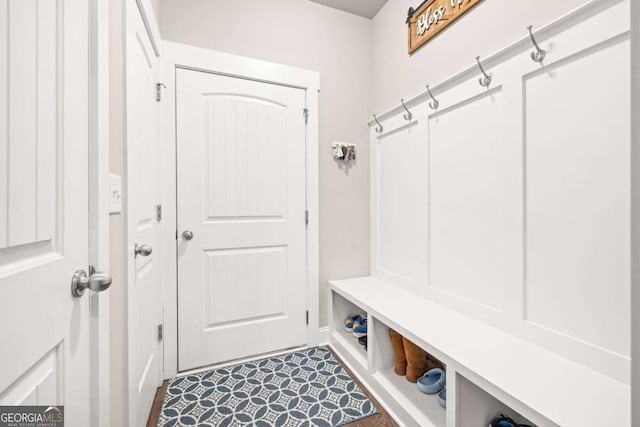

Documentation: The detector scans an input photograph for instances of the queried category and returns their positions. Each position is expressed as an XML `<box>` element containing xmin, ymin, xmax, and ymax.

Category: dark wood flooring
<box><xmin>146</xmin><ymin>380</ymin><xmax>169</xmax><ymax>427</ymax></box>
<box><xmin>146</xmin><ymin>349</ymin><xmax>398</xmax><ymax>427</ymax></box>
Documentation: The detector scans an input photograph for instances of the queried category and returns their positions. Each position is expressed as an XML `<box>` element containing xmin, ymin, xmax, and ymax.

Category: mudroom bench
<box><xmin>328</xmin><ymin>277</ymin><xmax>630</xmax><ymax>427</ymax></box>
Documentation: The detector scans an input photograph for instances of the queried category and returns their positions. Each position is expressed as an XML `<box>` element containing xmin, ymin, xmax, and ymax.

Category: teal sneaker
<box><xmin>352</xmin><ymin>318</ymin><xmax>368</xmax><ymax>338</ymax></box>
<box><xmin>344</xmin><ymin>314</ymin><xmax>364</xmax><ymax>332</ymax></box>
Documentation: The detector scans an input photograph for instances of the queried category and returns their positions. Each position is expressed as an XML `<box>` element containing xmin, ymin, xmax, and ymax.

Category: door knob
<box><xmin>134</xmin><ymin>243</ymin><xmax>153</xmax><ymax>258</ymax></box>
<box><xmin>182</xmin><ymin>230</ymin><xmax>194</xmax><ymax>241</ymax></box>
<box><xmin>71</xmin><ymin>268</ymin><xmax>112</xmax><ymax>298</ymax></box>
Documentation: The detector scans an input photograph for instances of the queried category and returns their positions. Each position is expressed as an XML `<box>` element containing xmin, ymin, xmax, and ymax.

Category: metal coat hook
<box><xmin>527</xmin><ymin>25</ymin><xmax>546</xmax><ymax>63</ymax></box>
<box><xmin>426</xmin><ymin>85</ymin><xmax>439</xmax><ymax>110</ymax></box>
<box><xmin>475</xmin><ymin>56</ymin><xmax>492</xmax><ymax>88</ymax></box>
<box><xmin>400</xmin><ymin>99</ymin><xmax>413</xmax><ymax>121</ymax></box>
<box><xmin>373</xmin><ymin>114</ymin><xmax>384</xmax><ymax>133</ymax></box>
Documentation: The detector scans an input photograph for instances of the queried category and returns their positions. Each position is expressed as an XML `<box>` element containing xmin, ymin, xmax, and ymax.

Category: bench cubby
<box><xmin>329</xmin><ymin>276</ymin><xmax>628</xmax><ymax>427</ymax></box>
<box><xmin>329</xmin><ymin>291</ymin><xmax>368</xmax><ymax>370</ymax></box>
<box><xmin>371</xmin><ymin>316</ymin><xmax>446</xmax><ymax>427</ymax></box>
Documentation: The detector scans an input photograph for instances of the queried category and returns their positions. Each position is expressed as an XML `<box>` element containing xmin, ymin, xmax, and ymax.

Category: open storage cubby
<box><xmin>371</xmin><ymin>317</ymin><xmax>447</xmax><ymax>427</ymax></box>
<box><xmin>329</xmin><ymin>291</ymin><xmax>368</xmax><ymax>370</ymax></box>
<box><xmin>329</xmin><ymin>276</ymin><xmax>630</xmax><ymax>426</ymax></box>
<box><xmin>456</xmin><ymin>373</ymin><xmax>556</xmax><ymax>427</ymax></box>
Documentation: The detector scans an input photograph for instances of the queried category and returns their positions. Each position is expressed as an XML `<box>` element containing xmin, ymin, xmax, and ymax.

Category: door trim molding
<box><xmin>134</xmin><ymin>0</ymin><xmax>162</xmax><ymax>57</ymax></box>
<box><xmin>88</xmin><ymin>0</ymin><xmax>110</xmax><ymax>425</ymax></box>
<box><xmin>160</xmin><ymin>41</ymin><xmax>320</xmax><ymax>378</ymax></box>
<box><xmin>631</xmin><ymin>0</ymin><xmax>640</xmax><ymax>423</ymax></box>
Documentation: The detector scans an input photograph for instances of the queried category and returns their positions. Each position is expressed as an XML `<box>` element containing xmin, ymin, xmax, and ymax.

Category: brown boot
<box><xmin>427</xmin><ymin>353</ymin><xmax>444</xmax><ymax>371</ymax></box>
<box><xmin>388</xmin><ymin>329</ymin><xmax>407</xmax><ymax>376</ymax></box>
<box><xmin>402</xmin><ymin>336</ymin><xmax>428</xmax><ymax>383</ymax></box>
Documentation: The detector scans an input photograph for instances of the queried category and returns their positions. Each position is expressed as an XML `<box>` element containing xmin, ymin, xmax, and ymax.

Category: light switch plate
<box><xmin>109</xmin><ymin>174</ymin><xmax>122</xmax><ymax>214</ymax></box>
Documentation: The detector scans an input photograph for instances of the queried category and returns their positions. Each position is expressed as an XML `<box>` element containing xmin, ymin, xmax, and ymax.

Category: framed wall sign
<box><xmin>407</xmin><ymin>0</ymin><xmax>484</xmax><ymax>54</ymax></box>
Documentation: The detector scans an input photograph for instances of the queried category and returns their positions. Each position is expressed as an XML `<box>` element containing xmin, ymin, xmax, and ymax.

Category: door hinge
<box><xmin>156</xmin><ymin>82</ymin><xmax>166</xmax><ymax>102</ymax></box>
<box><xmin>305</xmin><ymin>210</ymin><xmax>309</xmax><ymax>226</ymax></box>
<box><xmin>157</xmin><ymin>324</ymin><xmax>163</xmax><ymax>341</ymax></box>
<box><xmin>156</xmin><ymin>204</ymin><xmax>162</xmax><ymax>222</ymax></box>
<box><xmin>306</xmin><ymin>310</ymin><xmax>309</xmax><ymax>325</ymax></box>
<box><xmin>303</xmin><ymin>108</ymin><xmax>309</xmax><ymax>125</ymax></box>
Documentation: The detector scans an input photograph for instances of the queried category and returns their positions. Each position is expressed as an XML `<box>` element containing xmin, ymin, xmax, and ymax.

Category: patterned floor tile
<box><xmin>158</xmin><ymin>347</ymin><xmax>378</xmax><ymax>427</ymax></box>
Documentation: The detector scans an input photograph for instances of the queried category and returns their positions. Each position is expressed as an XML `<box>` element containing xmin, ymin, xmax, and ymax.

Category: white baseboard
<box><xmin>177</xmin><ymin>346</ymin><xmax>307</xmax><ymax>377</ymax></box>
<box><xmin>318</xmin><ymin>326</ymin><xmax>329</xmax><ymax>346</ymax></box>
<box><xmin>176</xmin><ymin>327</ymin><xmax>331</xmax><ymax>378</ymax></box>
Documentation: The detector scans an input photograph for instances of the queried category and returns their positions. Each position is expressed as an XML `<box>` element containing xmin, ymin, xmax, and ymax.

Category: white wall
<box><xmin>149</xmin><ymin>0</ymin><xmax>159</xmax><ymax>22</ymax></box>
<box><xmin>159</xmin><ymin>0</ymin><xmax>372</xmax><ymax>327</ymax></box>
<box><xmin>371</xmin><ymin>0</ymin><xmax>590</xmax><ymax>113</ymax></box>
<box><xmin>109</xmin><ymin>1</ymin><xmax>126</xmax><ymax>426</ymax></box>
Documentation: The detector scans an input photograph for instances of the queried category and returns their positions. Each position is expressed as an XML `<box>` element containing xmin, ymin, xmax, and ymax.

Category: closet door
<box><xmin>124</xmin><ymin>1</ymin><xmax>164</xmax><ymax>425</ymax></box>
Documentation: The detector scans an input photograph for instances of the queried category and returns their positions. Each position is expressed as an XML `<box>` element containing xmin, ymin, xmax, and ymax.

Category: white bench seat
<box><xmin>329</xmin><ymin>276</ymin><xmax>630</xmax><ymax>427</ymax></box>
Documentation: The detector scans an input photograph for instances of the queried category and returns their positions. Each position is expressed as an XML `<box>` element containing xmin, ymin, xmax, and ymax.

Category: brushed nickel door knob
<box><xmin>134</xmin><ymin>243</ymin><xmax>153</xmax><ymax>258</ymax></box>
<box><xmin>71</xmin><ymin>269</ymin><xmax>112</xmax><ymax>298</ymax></box>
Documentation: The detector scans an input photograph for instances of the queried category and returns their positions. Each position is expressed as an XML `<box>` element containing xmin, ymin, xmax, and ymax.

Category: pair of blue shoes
<box><xmin>417</xmin><ymin>368</ymin><xmax>446</xmax><ymax>408</ymax></box>
<box><xmin>344</xmin><ymin>314</ymin><xmax>368</xmax><ymax>338</ymax></box>
<box><xmin>489</xmin><ymin>414</ymin><xmax>533</xmax><ymax>427</ymax></box>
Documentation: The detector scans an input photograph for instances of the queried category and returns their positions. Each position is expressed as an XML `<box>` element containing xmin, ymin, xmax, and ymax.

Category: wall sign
<box><xmin>407</xmin><ymin>0</ymin><xmax>483</xmax><ymax>54</ymax></box>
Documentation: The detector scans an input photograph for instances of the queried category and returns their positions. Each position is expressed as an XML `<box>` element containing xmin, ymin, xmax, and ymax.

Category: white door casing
<box><xmin>158</xmin><ymin>42</ymin><xmax>320</xmax><ymax>379</ymax></box>
<box><xmin>0</xmin><ymin>0</ymin><xmax>93</xmax><ymax>425</ymax></box>
<box><xmin>88</xmin><ymin>0</ymin><xmax>111</xmax><ymax>425</ymax></box>
<box><xmin>176</xmin><ymin>69</ymin><xmax>308</xmax><ymax>371</ymax></box>
<box><xmin>124</xmin><ymin>0</ymin><xmax>164</xmax><ymax>425</ymax></box>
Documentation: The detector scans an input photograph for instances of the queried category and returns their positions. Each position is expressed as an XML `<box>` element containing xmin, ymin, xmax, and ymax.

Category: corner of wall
<box><xmin>108</xmin><ymin>0</ymin><xmax>127</xmax><ymax>426</ymax></box>
<box><xmin>630</xmin><ymin>0</ymin><xmax>640</xmax><ymax>423</ymax></box>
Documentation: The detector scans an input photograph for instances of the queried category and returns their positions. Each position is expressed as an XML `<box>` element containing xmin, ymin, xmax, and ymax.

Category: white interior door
<box><xmin>125</xmin><ymin>1</ymin><xmax>163</xmax><ymax>425</ymax></box>
<box><xmin>176</xmin><ymin>69</ymin><xmax>308</xmax><ymax>371</ymax></box>
<box><xmin>0</xmin><ymin>0</ymin><xmax>93</xmax><ymax>425</ymax></box>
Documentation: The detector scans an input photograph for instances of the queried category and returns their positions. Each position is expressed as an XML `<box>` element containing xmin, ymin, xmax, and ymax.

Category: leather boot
<box><xmin>427</xmin><ymin>354</ymin><xmax>444</xmax><ymax>371</ymax></box>
<box><xmin>402</xmin><ymin>336</ymin><xmax>429</xmax><ymax>383</ymax></box>
<box><xmin>388</xmin><ymin>329</ymin><xmax>407</xmax><ymax>376</ymax></box>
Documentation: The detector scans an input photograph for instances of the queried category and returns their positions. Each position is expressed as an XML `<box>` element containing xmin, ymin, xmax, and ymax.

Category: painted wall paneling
<box><xmin>369</xmin><ymin>0</ymin><xmax>630</xmax><ymax>384</ymax></box>
<box><xmin>370</xmin><ymin>105</ymin><xmax>428</xmax><ymax>295</ymax></box>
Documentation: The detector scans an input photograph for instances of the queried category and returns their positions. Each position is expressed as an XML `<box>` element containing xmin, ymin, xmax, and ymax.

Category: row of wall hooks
<box><xmin>372</xmin><ymin>25</ymin><xmax>546</xmax><ymax>133</ymax></box>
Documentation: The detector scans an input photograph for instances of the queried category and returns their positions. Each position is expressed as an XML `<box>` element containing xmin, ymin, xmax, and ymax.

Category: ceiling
<box><xmin>307</xmin><ymin>0</ymin><xmax>389</xmax><ymax>19</ymax></box>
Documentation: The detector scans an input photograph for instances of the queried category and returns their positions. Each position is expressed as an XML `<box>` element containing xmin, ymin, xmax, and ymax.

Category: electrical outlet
<box><xmin>110</xmin><ymin>174</ymin><xmax>122</xmax><ymax>214</ymax></box>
